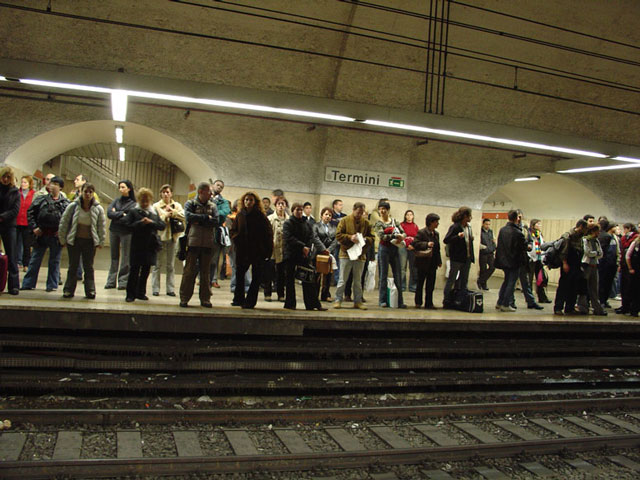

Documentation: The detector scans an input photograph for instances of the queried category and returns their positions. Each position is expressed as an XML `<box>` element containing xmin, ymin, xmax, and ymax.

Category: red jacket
<box><xmin>621</xmin><ymin>232</ymin><xmax>638</xmax><ymax>265</ymax></box>
<box><xmin>17</xmin><ymin>189</ymin><xmax>35</xmax><ymax>227</ymax></box>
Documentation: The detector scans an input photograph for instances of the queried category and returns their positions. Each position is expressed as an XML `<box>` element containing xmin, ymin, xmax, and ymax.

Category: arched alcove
<box><xmin>4</xmin><ymin>120</ymin><xmax>214</xmax><ymax>183</ymax></box>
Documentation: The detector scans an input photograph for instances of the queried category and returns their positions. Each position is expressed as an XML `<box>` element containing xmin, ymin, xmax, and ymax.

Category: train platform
<box><xmin>1</xmin><ymin>266</ymin><xmax>637</xmax><ymax>337</ymax></box>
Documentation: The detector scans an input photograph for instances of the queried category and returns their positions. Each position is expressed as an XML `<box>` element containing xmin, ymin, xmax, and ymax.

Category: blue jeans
<box><xmin>398</xmin><ymin>247</ymin><xmax>417</xmax><ymax>292</ymax></box>
<box><xmin>22</xmin><ymin>235</ymin><xmax>62</xmax><ymax>290</ymax></box>
<box><xmin>498</xmin><ymin>267</ymin><xmax>520</xmax><ymax>307</ymax></box>
<box><xmin>378</xmin><ymin>244</ymin><xmax>404</xmax><ymax>307</ymax></box>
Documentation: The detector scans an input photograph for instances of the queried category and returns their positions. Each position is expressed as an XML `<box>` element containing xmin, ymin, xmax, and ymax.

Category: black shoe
<box><xmin>136</xmin><ymin>295</ymin><xmax>149</xmax><ymax>301</ymax></box>
<box><xmin>242</xmin><ymin>304</ymin><xmax>255</xmax><ymax>309</ymax></box>
<box><xmin>180</xmin><ymin>302</ymin><xmax>188</xmax><ymax>308</ymax></box>
<box><xmin>284</xmin><ymin>305</ymin><xmax>296</xmax><ymax>310</ymax></box>
<box><xmin>554</xmin><ymin>309</ymin><xmax>564</xmax><ymax>316</ymax></box>
<box><xmin>46</xmin><ymin>288</ymin><xmax>56</xmax><ymax>292</ymax></box>
<box><xmin>615</xmin><ymin>307</ymin><xmax>627</xmax><ymax>314</ymax></box>
<box><xmin>277</xmin><ymin>297</ymin><xmax>285</xmax><ymax>302</ymax></box>
<box><xmin>510</xmin><ymin>304</ymin><xmax>517</xmax><ymax>310</ymax></box>
<box><xmin>398</xmin><ymin>304</ymin><xmax>407</xmax><ymax>309</ymax></box>
<box><xmin>19</xmin><ymin>286</ymin><xmax>33</xmax><ymax>291</ymax></box>
<box><xmin>201</xmin><ymin>301</ymin><xmax>213</xmax><ymax>308</ymax></box>
<box><xmin>104</xmin><ymin>285</ymin><xmax>115</xmax><ymax>289</ymax></box>
<box><xmin>231</xmin><ymin>302</ymin><xmax>242</xmax><ymax>306</ymax></box>
<box><xmin>86</xmin><ymin>293</ymin><xmax>96</xmax><ymax>299</ymax></box>
<box><xmin>528</xmin><ymin>304</ymin><xmax>543</xmax><ymax>310</ymax></box>
<box><xmin>316</xmin><ymin>306</ymin><xmax>328</xmax><ymax>311</ymax></box>
<box><xmin>425</xmin><ymin>305</ymin><xmax>438</xmax><ymax>310</ymax></box>
<box><xmin>62</xmin><ymin>292</ymin><xmax>74</xmax><ymax>298</ymax></box>
<box><xmin>264</xmin><ymin>297</ymin><xmax>272</xmax><ymax>302</ymax></box>
<box><xmin>125</xmin><ymin>297</ymin><xmax>135</xmax><ymax>302</ymax></box>
<box><xmin>595</xmin><ymin>311</ymin><xmax>608</xmax><ymax>316</ymax></box>
<box><xmin>167</xmin><ymin>292</ymin><xmax>176</xmax><ymax>297</ymax></box>
<box><xmin>152</xmin><ymin>292</ymin><xmax>160</xmax><ymax>296</ymax></box>
<box><xmin>9</xmin><ymin>288</ymin><xmax>19</xmax><ymax>295</ymax></box>
<box><xmin>604</xmin><ymin>302</ymin><xmax>612</xmax><ymax>308</ymax></box>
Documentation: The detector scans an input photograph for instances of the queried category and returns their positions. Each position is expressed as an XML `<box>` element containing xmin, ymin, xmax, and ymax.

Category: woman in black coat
<box><xmin>123</xmin><ymin>188</ymin><xmax>165</xmax><ymax>302</ymax></box>
<box><xmin>283</xmin><ymin>203</ymin><xmax>328</xmax><ymax>311</ymax></box>
<box><xmin>413</xmin><ymin>213</ymin><xmax>442</xmax><ymax>309</ymax></box>
<box><xmin>0</xmin><ymin>166</ymin><xmax>20</xmax><ymax>295</ymax></box>
<box><xmin>312</xmin><ymin>207</ymin><xmax>337</xmax><ymax>302</ymax></box>
<box><xmin>230</xmin><ymin>191</ymin><xmax>273</xmax><ymax>309</ymax></box>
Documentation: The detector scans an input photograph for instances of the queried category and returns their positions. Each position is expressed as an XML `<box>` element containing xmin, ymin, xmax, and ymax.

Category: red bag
<box><xmin>0</xmin><ymin>252</ymin><xmax>8</xmax><ymax>292</ymax></box>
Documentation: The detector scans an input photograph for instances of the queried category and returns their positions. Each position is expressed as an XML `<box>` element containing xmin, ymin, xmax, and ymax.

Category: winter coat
<box><xmin>153</xmin><ymin>199</ymin><xmax>185</xmax><ymax>242</ymax></box>
<box><xmin>123</xmin><ymin>205</ymin><xmax>165</xmax><ymax>266</ymax></box>
<box><xmin>443</xmin><ymin>222</ymin><xmax>475</xmax><ymax>263</ymax></box>
<box><xmin>335</xmin><ymin>214</ymin><xmax>374</xmax><ymax>260</ymax></box>
<box><xmin>58</xmin><ymin>199</ymin><xmax>107</xmax><ymax>247</ymax></box>
<box><xmin>107</xmin><ymin>196</ymin><xmax>136</xmax><ymax>234</ymax></box>
<box><xmin>268</xmin><ymin>212</ymin><xmax>289</xmax><ymax>263</ymax></box>
<box><xmin>16</xmin><ymin>188</ymin><xmax>35</xmax><ymax>227</ymax></box>
<box><xmin>598</xmin><ymin>232</ymin><xmax>618</xmax><ymax>267</ymax></box>
<box><xmin>283</xmin><ymin>215</ymin><xmax>325</xmax><ymax>265</ymax></box>
<box><xmin>213</xmin><ymin>194</ymin><xmax>231</xmax><ymax>225</ymax></box>
<box><xmin>374</xmin><ymin>217</ymin><xmax>405</xmax><ymax>248</ymax></box>
<box><xmin>495</xmin><ymin>221</ymin><xmax>528</xmax><ymax>270</ymax></box>
<box><xmin>581</xmin><ymin>236</ymin><xmax>603</xmax><ymax>266</ymax></box>
<box><xmin>231</xmin><ymin>208</ymin><xmax>273</xmax><ymax>265</ymax></box>
<box><xmin>480</xmin><ymin>227</ymin><xmax>496</xmax><ymax>256</ymax></box>
<box><xmin>27</xmin><ymin>193</ymin><xmax>70</xmax><ymax>233</ymax></box>
<box><xmin>313</xmin><ymin>221</ymin><xmax>338</xmax><ymax>253</ymax></box>
<box><xmin>401</xmin><ymin>221</ymin><xmax>419</xmax><ymax>247</ymax></box>
<box><xmin>413</xmin><ymin>227</ymin><xmax>441</xmax><ymax>271</ymax></box>
<box><xmin>0</xmin><ymin>183</ymin><xmax>20</xmax><ymax>230</ymax></box>
<box><xmin>184</xmin><ymin>197</ymin><xmax>218</xmax><ymax>249</ymax></box>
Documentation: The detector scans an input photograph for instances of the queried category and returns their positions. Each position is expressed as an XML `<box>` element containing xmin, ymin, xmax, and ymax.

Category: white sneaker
<box><xmin>500</xmin><ymin>305</ymin><xmax>516</xmax><ymax>312</ymax></box>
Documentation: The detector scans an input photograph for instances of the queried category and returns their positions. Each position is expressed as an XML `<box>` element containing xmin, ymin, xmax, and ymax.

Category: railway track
<box><xmin>2</xmin><ymin>398</ymin><xmax>640</xmax><ymax>479</ymax></box>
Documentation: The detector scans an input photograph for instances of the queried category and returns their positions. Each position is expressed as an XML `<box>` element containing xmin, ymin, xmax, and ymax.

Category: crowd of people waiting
<box><xmin>1</xmin><ymin>165</ymin><xmax>639</xmax><ymax>316</ymax></box>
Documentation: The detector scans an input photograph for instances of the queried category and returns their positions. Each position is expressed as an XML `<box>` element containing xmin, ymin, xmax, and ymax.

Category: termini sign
<box><xmin>325</xmin><ymin>167</ymin><xmax>405</xmax><ymax>188</ymax></box>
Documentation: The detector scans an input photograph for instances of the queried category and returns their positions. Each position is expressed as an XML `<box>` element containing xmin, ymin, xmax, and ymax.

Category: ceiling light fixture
<box><xmin>111</xmin><ymin>90</ymin><xmax>128</xmax><ymax>122</ymax></box>
<box><xmin>118</xmin><ymin>146</ymin><xmax>125</xmax><ymax>162</ymax></box>
<box><xmin>115</xmin><ymin>126</ymin><xmax>124</xmax><ymax>144</ymax></box>
<box><xmin>557</xmin><ymin>163</ymin><xmax>640</xmax><ymax>174</ymax></box>
<box><xmin>0</xmin><ymin>76</ymin><xmax>7</xmax><ymax>81</ymax></box>
<box><xmin>514</xmin><ymin>176</ymin><xmax>540</xmax><ymax>182</ymax></box>
<box><xmin>19</xmin><ymin>78</ymin><xmax>111</xmax><ymax>94</ymax></box>
<box><xmin>364</xmin><ymin>120</ymin><xmax>608</xmax><ymax>158</ymax></box>
<box><xmin>614</xmin><ymin>156</ymin><xmax>640</xmax><ymax>163</ymax></box>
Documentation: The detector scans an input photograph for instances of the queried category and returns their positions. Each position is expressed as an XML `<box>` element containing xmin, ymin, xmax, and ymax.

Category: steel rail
<box><xmin>1</xmin><ymin>434</ymin><xmax>639</xmax><ymax>479</ymax></box>
<box><xmin>5</xmin><ymin>397</ymin><xmax>640</xmax><ymax>425</ymax></box>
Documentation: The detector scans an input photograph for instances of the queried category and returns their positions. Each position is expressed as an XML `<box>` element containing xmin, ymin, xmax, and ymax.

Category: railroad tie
<box><xmin>609</xmin><ymin>455</ymin><xmax>640</xmax><ymax>471</ymax></box>
<box><xmin>474</xmin><ymin>466</ymin><xmax>510</xmax><ymax>480</ymax></box>
<box><xmin>421</xmin><ymin>470</ymin><xmax>455</xmax><ymax>479</ymax></box>
<box><xmin>224</xmin><ymin>429</ymin><xmax>260</xmax><ymax>456</ymax></box>
<box><xmin>273</xmin><ymin>429</ymin><xmax>313</xmax><ymax>454</ymax></box>
<box><xmin>52</xmin><ymin>431</ymin><xmax>83</xmax><ymax>460</ymax></box>
<box><xmin>492</xmin><ymin>420</ymin><xmax>541</xmax><ymax>441</ymax></box>
<box><xmin>520</xmin><ymin>462</ymin><xmax>555</xmax><ymax>477</ymax></box>
<box><xmin>453</xmin><ymin>422</ymin><xmax>500</xmax><ymax>444</ymax></box>
<box><xmin>173</xmin><ymin>431</ymin><xmax>203</xmax><ymax>457</ymax></box>
<box><xmin>562</xmin><ymin>416</ymin><xmax>615</xmax><ymax>436</ymax></box>
<box><xmin>413</xmin><ymin>425</ymin><xmax>459</xmax><ymax>446</ymax></box>
<box><xmin>369</xmin><ymin>426</ymin><xmax>411</xmax><ymax>449</ymax></box>
<box><xmin>370</xmin><ymin>473</ymin><xmax>400</xmax><ymax>480</ymax></box>
<box><xmin>565</xmin><ymin>458</ymin><xmax>598</xmax><ymax>473</ymax></box>
<box><xmin>528</xmin><ymin>418</ymin><xmax>579</xmax><ymax>438</ymax></box>
<box><xmin>596</xmin><ymin>414</ymin><xmax>640</xmax><ymax>434</ymax></box>
<box><xmin>116</xmin><ymin>430</ymin><xmax>143</xmax><ymax>459</ymax></box>
<box><xmin>324</xmin><ymin>427</ymin><xmax>365</xmax><ymax>451</ymax></box>
<box><xmin>0</xmin><ymin>432</ymin><xmax>26</xmax><ymax>461</ymax></box>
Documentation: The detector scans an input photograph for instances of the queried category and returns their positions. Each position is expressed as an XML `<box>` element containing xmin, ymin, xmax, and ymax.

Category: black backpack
<box><xmin>36</xmin><ymin>197</ymin><xmax>66</xmax><ymax>229</ymax></box>
<box><xmin>543</xmin><ymin>237</ymin><xmax>566</xmax><ymax>269</ymax></box>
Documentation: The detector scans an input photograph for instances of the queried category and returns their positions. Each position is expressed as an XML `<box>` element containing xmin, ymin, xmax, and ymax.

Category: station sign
<box><xmin>325</xmin><ymin>167</ymin><xmax>406</xmax><ymax>189</ymax></box>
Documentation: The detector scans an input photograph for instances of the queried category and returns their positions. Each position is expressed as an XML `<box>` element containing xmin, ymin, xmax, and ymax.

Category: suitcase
<box><xmin>445</xmin><ymin>288</ymin><xmax>483</xmax><ymax>313</ymax></box>
<box><xmin>0</xmin><ymin>252</ymin><xmax>8</xmax><ymax>293</ymax></box>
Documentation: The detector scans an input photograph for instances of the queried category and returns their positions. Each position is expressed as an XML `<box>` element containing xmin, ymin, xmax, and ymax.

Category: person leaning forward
<box><xmin>179</xmin><ymin>182</ymin><xmax>218</xmax><ymax>308</ymax></box>
<box><xmin>333</xmin><ymin>202</ymin><xmax>375</xmax><ymax>310</ymax></box>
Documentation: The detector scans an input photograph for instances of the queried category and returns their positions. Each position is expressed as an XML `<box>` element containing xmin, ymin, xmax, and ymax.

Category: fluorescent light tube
<box><xmin>19</xmin><ymin>78</ymin><xmax>111</xmax><ymax>94</ymax></box>
<box><xmin>514</xmin><ymin>176</ymin><xmax>540</xmax><ymax>182</ymax></box>
<box><xmin>614</xmin><ymin>156</ymin><xmax>640</xmax><ymax>163</ymax></box>
<box><xmin>364</xmin><ymin>120</ymin><xmax>608</xmax><ymax>158</ymax></box>
<box><xmin>111</xmin><ymin>90</ymin><xmax>128</xmax><ymax>122</ymax></box>
<box><xmin>0</xmin><ymin>76</ymin><xmax>6</xmax><ymax>81</ymax></box>
<box><xmin>115</xmin><ymin>126</ymin><xmax>124</xmax><ymax>144</ymax></box>
<box><xmin>118</xmin><ymin>146</ymin><xmax>125</xmax><ymax>162</ymax></box>
<box><xmin>557</xmin><ymin>163</ymin><xmax>640</xmax><ymax>173</ymax></box>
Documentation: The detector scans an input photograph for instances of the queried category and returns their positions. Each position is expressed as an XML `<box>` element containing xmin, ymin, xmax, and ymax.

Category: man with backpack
<box><xmin>553</xmin><ymin>219</ymin><xmax>588</xmax><ymax>315</ymax></box>
<box><xmin>21</xmin><ymin>176</ymin><xmax>69</xmax><ymax>292</ymax></box>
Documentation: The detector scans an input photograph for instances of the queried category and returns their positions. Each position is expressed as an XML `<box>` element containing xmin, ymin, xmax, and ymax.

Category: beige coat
<box><xmin>268</xmin><ymin>211</ymin><xmax>289</xmax><ymax>263</ymax></box>
<box><xmin>154</xmin><ymin>198</ymin><xmax>185</xmax><ymax>242</ymax></box>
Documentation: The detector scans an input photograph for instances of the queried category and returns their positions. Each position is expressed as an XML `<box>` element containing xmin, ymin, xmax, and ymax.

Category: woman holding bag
<box><xmin>414</xmin><ymin>213</ymin><xmax>442</xmax><ymax>309</ymax></box>
<box><xmin>374</xmin><ymin>201</ymin><xmax>406</xmax><ymax>308</ymax></box>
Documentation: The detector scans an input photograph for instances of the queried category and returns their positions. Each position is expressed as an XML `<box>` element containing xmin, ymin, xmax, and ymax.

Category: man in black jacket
<box><xmin>477</xmin><ymin>218</ymin><xmax>496</xmax><ymax>291</ymax></box>
<box><xmin>495</xmin><ymin>210</ymin><xmax>528</xmax><ymax>312</ymax></box>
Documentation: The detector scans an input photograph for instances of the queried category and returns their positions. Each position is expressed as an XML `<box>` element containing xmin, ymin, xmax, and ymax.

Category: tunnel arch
<box><xmin>4</xmin><ymin>120</ymin><xmax>214</xmax><ymax>183</ymax></box>
<box><xmin>482</xmin><ymin>173</ymin><xmax>613</xmax><ymax>221</ymax></box>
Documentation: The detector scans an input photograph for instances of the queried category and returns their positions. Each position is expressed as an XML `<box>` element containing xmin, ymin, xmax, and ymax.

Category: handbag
<box><xmin>170</xmin><ymin>217</ymin><xmax>185</xmax><ymax>235</ymax></box>
<box><xmin>294</xmin><ymin>264</ymin><xmax>316</xmax><ymax>283</ymax></box>
<box><xmin>176</xmin><ymin>223</ymin><xmax>191</xmax><ymax>261</ymax></box>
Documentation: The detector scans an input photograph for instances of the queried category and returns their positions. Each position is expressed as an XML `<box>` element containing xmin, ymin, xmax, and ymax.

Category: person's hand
<box><xmin>427</xmin><ymin>241</ymin><xmax>434</xmax><ymax>247</ymax></box>
<box><xmin>407</xmin><ymin>245</ymin><xmax>414</xmax><ymax>251</ymax></box>
<box><xmin>458</xmin><ymin>232</ymin><xmax>465</xmax><ymax>238</ymax></box>
<box><xmin>350</xmin><ymin>234</ymin><xmax>358</xmax><ymax>242</ymax></box>
<box><xmin>97</xmin><ymin>245</ymin><xmax>102</xmax><ymax>250</ymax></box>
<box><xmin>562</xmin><ymin>261</ymin><xmax>570</xmax><ymax>273</ymax></box>
<box><xmin>321</xmin><ymin>250</ymin><xmax>330</xmax><ymax>255</ymax></box>
<box><xmin>33</xmin><ymin>227</ymin><xmax>42</xmax><ymax>237</ymax></box>
<box><xmin>438</xmin><ymin>263</ymin><xmax>442</xmax><ymax>268</ymax></box>
<box><xmin>141</xmin><ymin>217</ymin><xmax>153</xmax><ymax>224</ymax></box>
<box><xmin>303</xmin><ymin>246</ymin><xmax>310</xmax><ymax>257</ymax></box>
<box><xmin>629</xmin><ymin>268</ymin><xmax>635</xmax><ymax>274</ymax></box>
<box><xmin>111</xmin><ymin>207</ymin><xmax>116</xmax><ymax>212</ymax></box>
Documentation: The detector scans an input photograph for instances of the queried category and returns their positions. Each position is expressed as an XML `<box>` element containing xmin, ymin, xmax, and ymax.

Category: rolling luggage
<box><xmin>445</xmin><ymin>288</ymin><xmax>483</xmax><ymax>313</ymax></box>
<box><xmin>0</xmin><ymin>252</ymin><xmax>8</xmax><ymax>292</ymax></box>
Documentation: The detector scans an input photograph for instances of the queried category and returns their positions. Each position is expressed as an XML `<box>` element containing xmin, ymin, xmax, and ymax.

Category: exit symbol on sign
<box><xmin>389</xmin><ymin>177</ymin><xmax>404</xmax><ymax>188</ymax></box>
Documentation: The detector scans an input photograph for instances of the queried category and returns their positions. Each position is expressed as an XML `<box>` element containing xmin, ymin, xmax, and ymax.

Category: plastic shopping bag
<box><xmin>364</xmin><ymin>260</ymin><xmax>376</xmax><ymax>292</ymax></box>
<box><xmin>386</xmin><ymin>277</ymin><xmax>398</xmax><ymax>308</ymax></box>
